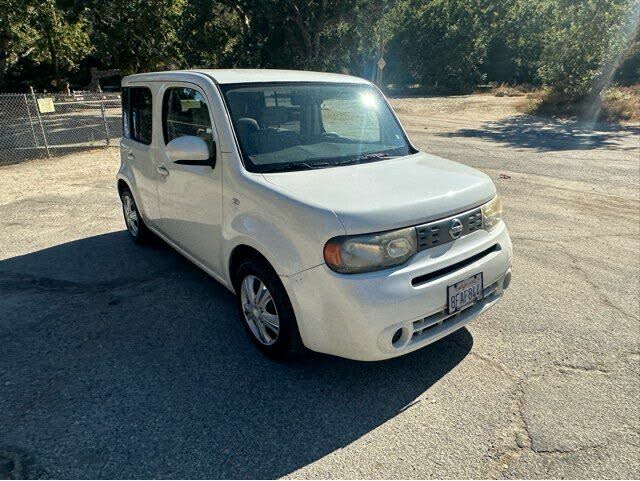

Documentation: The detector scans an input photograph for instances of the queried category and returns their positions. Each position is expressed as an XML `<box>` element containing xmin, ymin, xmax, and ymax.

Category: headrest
<box><xmin>236</xmin><ymin>117</ymin><xmax>259</xmax><ymax>134</ymax></box>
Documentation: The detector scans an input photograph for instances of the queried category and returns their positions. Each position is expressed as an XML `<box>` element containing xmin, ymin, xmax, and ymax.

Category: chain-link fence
<box><xmin>0</xmin><ymin>91</ymin><xmax>122</xmax><ymax>165</ymax></box>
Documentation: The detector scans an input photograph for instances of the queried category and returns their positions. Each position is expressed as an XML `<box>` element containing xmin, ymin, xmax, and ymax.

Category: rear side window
<box><xmin>122</xmin><ymin>86</ymin><xmax>152</xmax><ymax>145</ymax></box>
<box><xmin>162</xmin><ymin>87</ymin><xmax>214</xmax><ymax>153</ymax></box>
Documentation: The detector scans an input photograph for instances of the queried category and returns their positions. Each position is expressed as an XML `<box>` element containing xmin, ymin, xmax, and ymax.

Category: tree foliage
<box><xmin>537</xmin><ymin>0</ymin><xmax>639</xmax><ymax>99</ymax></box>
<box><xmin>1</xmin><ymin>0</ymin><xmax>92</xmax><ymax>89</ymax></box>
<box><xmin>0</xmin><ymin>0</ymin><xmax>638</xmax><ymax>94</ymax></box>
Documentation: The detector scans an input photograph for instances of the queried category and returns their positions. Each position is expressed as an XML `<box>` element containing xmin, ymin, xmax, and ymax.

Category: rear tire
<box><xmin>120</xmin><ymin>188</ymin><xmax>151</xmax><ymax>243</ymax></box>
<box><xmin>234</xmin><ymin>257</ymin><xmax>304</xmax><ymax>360</ymax></box>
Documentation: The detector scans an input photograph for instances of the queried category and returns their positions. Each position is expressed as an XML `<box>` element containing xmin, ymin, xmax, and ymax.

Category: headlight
<box><xmin>324</xmin><ymin>227</ymin><xmax>418</xmax><ymax>274</ymax></box>
<box><xmin>482</xmin><ymin>195</ymin><xmax>503</xmax><ymax>231</ymax></box>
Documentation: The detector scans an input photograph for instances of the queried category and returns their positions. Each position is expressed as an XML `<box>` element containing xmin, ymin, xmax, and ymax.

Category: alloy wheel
<box><xmin>240</xmin><ymin>274</ymin><xmax>280</xmax><ymax>345</ymax></box>
<box><xmin>123</xmin><ymin>194</ymin><xmax>139</xmax><ymax>237</ymax></box>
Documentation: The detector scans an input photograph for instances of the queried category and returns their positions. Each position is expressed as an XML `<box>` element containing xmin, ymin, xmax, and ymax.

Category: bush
<box><xmin>600</xmin><ymin>86</ymin><xmax>640</xmax><ymax>121</ymax></box>
<box><xmin>515</xmin><ymin>89</ymin><xmax>575</xmax><ymax>116</ymax></box>
<box><xmin>615</xmin><ymin>31</ymin><xmax>640</xmax><ymax>86</ymax></box>
<box><xmin>492</xmin><ymin>83</ymin><xmax>532</xmax><ymax>97</ymax></box>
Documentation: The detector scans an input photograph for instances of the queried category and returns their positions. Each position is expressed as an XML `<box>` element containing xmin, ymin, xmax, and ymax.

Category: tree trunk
<box><xmin>292</xmin><ymin>3</ymin><xmax>313</xmax><ymax>61</ymax></box>
<box><xmin>45</xmin><ymin>31</ymin><xmax>60</xmax><ymax>89</ymax></box>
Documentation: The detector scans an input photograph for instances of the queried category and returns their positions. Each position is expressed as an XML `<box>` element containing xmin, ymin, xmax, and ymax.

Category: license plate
<box><xmin>447</xmin><ymin>273</ymin><xmax>483</xmax><ymax>314</ymax></box>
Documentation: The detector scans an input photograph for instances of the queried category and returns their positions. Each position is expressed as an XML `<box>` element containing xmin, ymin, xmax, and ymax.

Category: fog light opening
<box><xmin>503</xmin><ymin>272</ymin><xmax>512</xmax><ymax>290</ymax></box>
<box><xmin>391</xmin><ymin>327</ymin><xmax>410</xmax><ymax>349</ymax></box>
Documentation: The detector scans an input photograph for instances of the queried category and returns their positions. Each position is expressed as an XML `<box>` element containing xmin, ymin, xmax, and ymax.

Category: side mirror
<box><xmin>166</xmin><ymin>136</ymin><xmax>215</xmax><ymax>167</ymax></box>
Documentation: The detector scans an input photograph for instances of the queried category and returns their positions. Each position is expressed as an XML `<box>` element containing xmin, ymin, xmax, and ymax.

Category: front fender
<box><xmin>222</xmin><ymin>171</ymin><xmax>346</xmax><ymax>280</ymax></box>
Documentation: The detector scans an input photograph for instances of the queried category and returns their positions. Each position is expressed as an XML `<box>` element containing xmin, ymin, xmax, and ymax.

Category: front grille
<box><xmin>411</xmin><ymin>244</ymin><xmax>500</xmax><ymax>286</ymax></box>
<box><xmin>415</xmin><ymin>207</ymin><xmax>483</xmax><ymax>251</ymax></box>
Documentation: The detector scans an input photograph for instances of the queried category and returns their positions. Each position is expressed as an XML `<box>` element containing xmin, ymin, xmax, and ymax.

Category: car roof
<box><xmin>122</xmin><ymin>69</ymin><xmax>370</xmax><ymax>86</ymax></box>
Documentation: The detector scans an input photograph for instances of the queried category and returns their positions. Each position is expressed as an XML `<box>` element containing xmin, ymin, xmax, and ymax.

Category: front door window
<box><xmin>162</xmin><ymin>87</ymin><xmax>215</xmax><ymax>158</ymax></box>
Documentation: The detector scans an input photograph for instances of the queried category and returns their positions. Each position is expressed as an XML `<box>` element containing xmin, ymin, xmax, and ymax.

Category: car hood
<box><xmin>262</xmin><ymin>151</ymin><xmax>496</xmax><ymax>234</ymax></box>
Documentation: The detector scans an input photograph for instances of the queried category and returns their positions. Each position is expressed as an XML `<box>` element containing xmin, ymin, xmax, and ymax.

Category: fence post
<box><xmin>30</xmin><ymin>86</ymin><xmax>50</xmax><ymax>158</ymax></box>
<box><xmin>23</xmin><ymin>94</ymin><xmax>39</xmax><ymax>148</ymax></box>
<box><xmin>98</xmin><ymin>86</ymin><xmax>110</xmax><ymax>147</ymax></box>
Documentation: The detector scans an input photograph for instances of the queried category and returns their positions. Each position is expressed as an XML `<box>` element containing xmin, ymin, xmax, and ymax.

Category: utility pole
<box><xmin>376</xmin><ymin>10</ymin><xmax>388</xmax><ymax>88</ymax></box>
<box><xmin>98</xmin><ymin>84</ymin><xmax>110</xmax><ymax>147</ymax></box>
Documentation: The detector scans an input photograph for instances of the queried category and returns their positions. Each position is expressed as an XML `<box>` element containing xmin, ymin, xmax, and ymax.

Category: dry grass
<box><xmin>516</xmin><ymin>85</ymin><xmax>640</xmax><ymax>122</ymax></box>
<box><xmin>600</xmin><ymin>86</ymin><xmax>640</xmax><ymax>122</ymax></box>
<box><xmin>515</xmin><ymin>89</ymin><xmax>572</xmax><ymax>116</ymax></box>
<box><xmin>491</xmin><ymin>83</ymin><xmax>533</xmax><ymax>97</ymax></box>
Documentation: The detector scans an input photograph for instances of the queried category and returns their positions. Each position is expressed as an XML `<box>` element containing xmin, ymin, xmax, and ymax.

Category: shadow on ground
<box><xmin>439</xmin><ymin>115</ymin><xmax>640</xmax><ymax>151</ymax></box>
<box><xmin>0</xmin><ymin>232</ymin><xmax>472</xmax><ymax>478</ymax></box>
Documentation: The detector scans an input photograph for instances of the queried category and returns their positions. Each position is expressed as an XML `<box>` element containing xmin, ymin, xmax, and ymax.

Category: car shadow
<box><xmin>0</xmin><ymin>231</ymin><xmax>472</xmax><ymax>479</ymax></box>
<box><xmin>438</xmin><ymin>114</ymin><xmax>640</xmax><ymax>152</ymax></box>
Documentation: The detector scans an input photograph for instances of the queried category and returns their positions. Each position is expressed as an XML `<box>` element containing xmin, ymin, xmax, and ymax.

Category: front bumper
<box><xmin>282</xmin><ymin>222</ymin><xmax>513</xmax><ymax>361</ymax></box>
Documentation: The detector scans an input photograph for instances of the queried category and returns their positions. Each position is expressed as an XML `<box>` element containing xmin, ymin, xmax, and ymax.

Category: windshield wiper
<box><xmin>260</xmin><ymin>152</ymin><xmax>398</xmax><ymax>173</ymax></box>
<box><xmin>334</xmin><ymin>152</ymin><xmax>398</xmax><ymax>166</ymax></box>
<box><xmin>262</xmin><ymin>161</ymin><xmax>331</xmax><ymax>173</ymax></box>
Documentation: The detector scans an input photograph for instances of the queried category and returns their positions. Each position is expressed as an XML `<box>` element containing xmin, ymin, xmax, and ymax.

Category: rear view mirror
<box><xmin>166</xmin><ymin>136</ymin><xmax>215</xmax><ymax>167</ymax></box>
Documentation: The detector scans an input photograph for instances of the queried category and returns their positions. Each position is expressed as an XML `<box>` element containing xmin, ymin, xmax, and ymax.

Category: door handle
<box><xmin>126</xmin><ymin>152</ymin><xmax>135</xmax><ymax>161</ymax></box>
<box><xmin>157</xmin><ymin>165</ymin><xmax>169</xmax><ymax>177</ymax></box>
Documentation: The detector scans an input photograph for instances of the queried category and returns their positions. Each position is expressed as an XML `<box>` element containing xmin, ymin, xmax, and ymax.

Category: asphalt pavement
<box><xmin>0</xmin><ymin>95</ymin><xmax>638</xmax><ymax>478</ymax></box>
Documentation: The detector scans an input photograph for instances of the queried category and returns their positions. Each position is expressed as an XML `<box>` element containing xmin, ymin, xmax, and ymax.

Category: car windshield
<box><xmin>220</xmin><ymin>82</ymin><xmax>412</xmax><ymax>173</ymax></box>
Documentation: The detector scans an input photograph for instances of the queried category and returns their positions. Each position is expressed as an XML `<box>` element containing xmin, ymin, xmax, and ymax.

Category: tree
<box><xmin>33</xmin><ymin>0</ymin><xmax>93</xmax><ymax>89</ymax></box>
<box><xmin>616</xmin><ymin>28</ymin><xmax>640</xmax><ymax>85</ymax></box>
<box><xmin>1</xmin><ymin>0</ymin><xmax>92</xmax><ymax>90</ymax></box>
<box><xmin>387</xmin><ymin>0</ymin><xmax>492</xmax><ymax>92</ymax></box>
<box><xmin>180</xmin><ymin>0</ymin><xmax>242</xmax><ymax>68</ymax></box>
<box><xmin>537</xmin><ymin>0</ymin><xmax>639</xmax><ymax>100</ymax></box>
<box><xmin>481</xmin><ymin>0</ymin><xmax>547</xmax><ymax>85</ymax></box>
<box><xmin>0</xmin><ymin>0</ymin><xmax>38</xmax><ymax>86</ymax></box>
<box><xmin>1</xmin><ymin>0</ymin><xmax>638</xmax><ymax>93</ymax></box>
<box><xmin>87</xmin><ymin>0</ymin><xmax>187</xmax><ymax>73</ymax></box>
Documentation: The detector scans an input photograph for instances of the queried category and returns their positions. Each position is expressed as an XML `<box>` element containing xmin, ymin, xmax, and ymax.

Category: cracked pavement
<box><xmin>1</xmin><ymin>94</ymin><xmax>639</xmax><ymax>478</ymax></box>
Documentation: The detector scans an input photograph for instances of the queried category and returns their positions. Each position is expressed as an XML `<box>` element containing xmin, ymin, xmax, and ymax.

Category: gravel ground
<box><xmin>0</xmin><ymin>94</ymin><xmax>638</xmax><ymax>479</ymax></box>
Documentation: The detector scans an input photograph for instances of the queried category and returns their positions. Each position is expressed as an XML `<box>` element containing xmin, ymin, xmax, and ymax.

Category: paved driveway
<box><xmin>1</xmin><ymin>95</ymin><xmax>638</xmax><ymax>478</ymax></box>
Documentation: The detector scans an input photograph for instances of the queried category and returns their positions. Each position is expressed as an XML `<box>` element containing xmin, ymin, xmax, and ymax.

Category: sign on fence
<box><xmin>36</xmin><ymin>97</ymin><xmax>55</xmax><ymax>113</ymax></box>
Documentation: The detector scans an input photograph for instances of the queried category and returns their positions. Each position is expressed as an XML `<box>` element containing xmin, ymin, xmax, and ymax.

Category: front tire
<box><xmin>234</xmin><ymin>258</ymin><xmax>304</xmax><ymax>359</ymax></box>
<box><xmin>120</xmin><ymin>188</ymin><xmax>151</xmax><ymax>243</ymax></box>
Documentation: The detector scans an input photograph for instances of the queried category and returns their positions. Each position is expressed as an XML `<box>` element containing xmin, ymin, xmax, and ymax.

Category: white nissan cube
<box><xmin>117</xmin><ymin>69</ymin><xmax>512</xmax><ymax>361</ymax></box>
